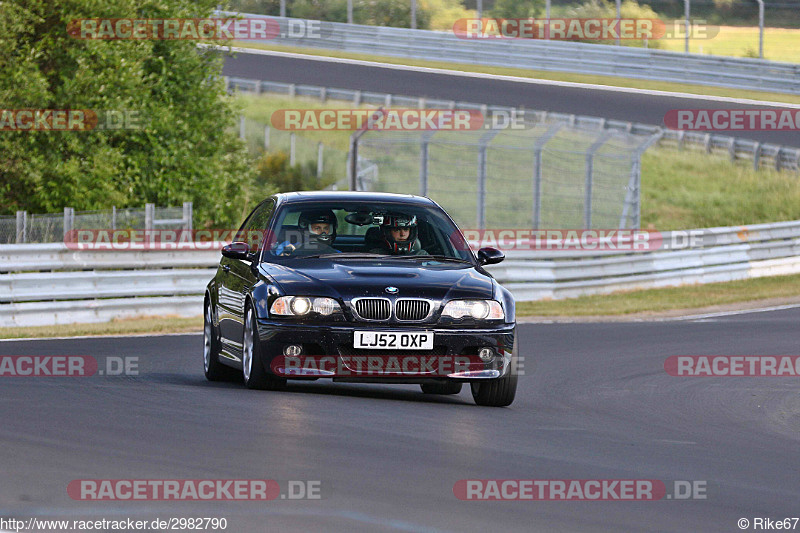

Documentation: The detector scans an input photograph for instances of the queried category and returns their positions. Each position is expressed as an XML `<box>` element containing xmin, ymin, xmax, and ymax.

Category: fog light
<box><xmin>478</xmin><ymin>347</ymin><xmax>495</xmax><ymax>362</ymax></box>
<box><xmin>284</xmin><ymin>344</ymin><xmax>303</xmax><ymax>356</ymax></box>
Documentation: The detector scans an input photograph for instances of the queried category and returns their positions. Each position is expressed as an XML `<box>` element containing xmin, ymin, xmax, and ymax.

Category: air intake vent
<box><xmin>354</xmin><ymin>298</ymin><xmax>391</xmax><ymax>320</ymax></box>
<box><xmin>396</xmin><ymin>299</ymin><xmax>431</xmax><ymax>321</ymax></box>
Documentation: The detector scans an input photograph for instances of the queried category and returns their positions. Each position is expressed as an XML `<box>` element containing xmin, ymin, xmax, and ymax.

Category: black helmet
<box><xmin>298</xmin><ymin>209</ymin><xmax>337</xmax><ymax>245</ymax></box>
<box><xmin>380</xmin><ymin>214</ymin><xmax>418</xmax><ymax>254</ymax></box>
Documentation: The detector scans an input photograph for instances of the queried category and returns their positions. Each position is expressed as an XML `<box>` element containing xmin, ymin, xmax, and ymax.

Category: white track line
<box><xmin>214</xmin><ymin>44</ymin><xmax>800</xmax><ymax>108</ymax></box>
<box><xmin>669</xmin><ymin>303</ymin><xmax>800</xmax><ymax>321</ymax></box>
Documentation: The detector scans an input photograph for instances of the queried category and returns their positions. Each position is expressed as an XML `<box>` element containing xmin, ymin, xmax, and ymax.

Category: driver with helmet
<box><xmin>276</xmin><ymin>209</ymin><xmax>340</xmax><ymax>256</ymax></box>
<box><xmin>369</xmin><ymin>214</ymin><xmax>428</xmax><ymax>255</ymax></box>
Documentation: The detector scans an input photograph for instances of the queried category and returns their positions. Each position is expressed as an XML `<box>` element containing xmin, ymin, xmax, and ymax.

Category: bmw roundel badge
<box><xmin>385</xmin><ymin>286</ymin><xmax>399</xmax><ymax>294</ymax></box>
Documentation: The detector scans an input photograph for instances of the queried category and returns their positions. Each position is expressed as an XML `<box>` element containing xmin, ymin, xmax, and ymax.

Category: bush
<box><xmin>254</xmin><ymin>151</ymin><xmax>336</xmax><ymax>193</ymax></box>
<box><xmin>554</xmin><ymin>0</ymin><xmax>664</xmax><ymax>48</ymax></box>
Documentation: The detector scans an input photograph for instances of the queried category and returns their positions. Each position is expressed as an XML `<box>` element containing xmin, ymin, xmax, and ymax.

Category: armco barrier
<box><xmin>3</xmin><ymin>221</ymin><xmax>800</xmax><ymax>326</ymax></box>
<box><xmin>220</xmin><ymin>13</ymin><xmax>800</xmax><ymax>95</ymax></box>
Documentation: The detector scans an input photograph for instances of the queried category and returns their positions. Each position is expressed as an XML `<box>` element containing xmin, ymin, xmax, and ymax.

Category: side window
<box><xmin>235</xmin><ymin>199</ymin><xmax>275</xmax><ymax>251</ymax></box>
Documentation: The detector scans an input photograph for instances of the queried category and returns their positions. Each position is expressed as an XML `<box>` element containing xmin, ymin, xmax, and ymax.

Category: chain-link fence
<box><xmin>0</xmin><ymin>204</ymin><xmax>192</xmax><ymax>244</ymax></box>
<box><xmin>352</xmin><ymin>118</ymin><xmax>660</xmax><ymax>230</ymax></box>
<box><xmin>238</xmin><ymin>116</ymin><xmax>349</xmax><ymax>184</ymax></box>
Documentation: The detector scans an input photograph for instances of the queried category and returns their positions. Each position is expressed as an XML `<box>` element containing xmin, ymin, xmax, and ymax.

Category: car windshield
<box><xmin>264</xmin><ymin>201</ymin><xmax>474</xmax><ymax>262</ymax></box>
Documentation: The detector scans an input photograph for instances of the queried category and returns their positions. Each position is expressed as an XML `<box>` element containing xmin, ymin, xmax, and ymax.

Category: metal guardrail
<box><xmin>4</xmin><ymin>220</ymin><xmax>800</xmax><ymax>326</ymax></box>
<box><xmin>227</xmin><ymin>76</ymin><xmax>800</xmax><ymax>172</ymax></box>
<box><xmin>224</xmin><ymin>14</ymin><xmax>800</xmax><ymax>95</ymax></box>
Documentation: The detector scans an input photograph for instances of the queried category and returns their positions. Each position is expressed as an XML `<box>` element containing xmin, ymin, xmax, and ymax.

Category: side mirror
<box><xmin>221</xmin><ymin>242</ymin><xmax>252</xmax><ymax>260</ymax></box>
<box><xmin>477</xmin><ymin>247</ymin><xmax>504</xmax><ymax>265</ymax></box>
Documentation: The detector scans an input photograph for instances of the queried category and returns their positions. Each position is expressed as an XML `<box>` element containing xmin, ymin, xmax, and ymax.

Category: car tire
<box><xmin>421</xmin><ymin>382</ymin><xmax>463</xmax><ymax>395</ymax></box>
<box><xmin>242</xmin><ymin>304</ymin><xmax>286</xmax><ymax>391</ymax></box>
<box><xmin>203</xmin><ymin>299</ymin><xmax>237</xmax><ymax>381</ymax></box>
<box><xmin>470</xmin><ymin>341</ymin><xmax>518</xmax><ymax>407</ymax></box>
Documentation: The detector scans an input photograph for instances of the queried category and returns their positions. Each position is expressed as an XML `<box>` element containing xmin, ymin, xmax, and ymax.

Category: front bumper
<box><xmin>255</xmin><ymin>319</ymin><xmax>516</xmax><ymax>383</ymax></box>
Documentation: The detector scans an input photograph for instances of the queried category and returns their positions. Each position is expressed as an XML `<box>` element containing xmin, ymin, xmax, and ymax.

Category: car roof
<box><xmin>277</xmin><ymin>191</ymin><xmax>436</xmax><ymax>206</ymax></box>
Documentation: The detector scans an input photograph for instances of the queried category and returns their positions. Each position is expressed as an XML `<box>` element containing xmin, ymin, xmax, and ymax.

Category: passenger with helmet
<box><xmin>369</xmin><ymin>214</ymin><xmax>428</xmax><ymax>255</ymax></box>
<box><xmin>275</xmin><ymin>209</ymin><xmax>340</xmax><ymax>256</ymax></box>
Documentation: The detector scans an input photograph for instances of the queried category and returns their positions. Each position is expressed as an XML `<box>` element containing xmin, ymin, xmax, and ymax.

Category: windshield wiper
<box><xmin>301</xmin><ymin>252</ymin><xmax>390</xmax><ymax>259</ymax></box>
<box><xmin>392</xmin><ymin>255</ymin><xmax>472</xmax><ymax>263</ymax></box>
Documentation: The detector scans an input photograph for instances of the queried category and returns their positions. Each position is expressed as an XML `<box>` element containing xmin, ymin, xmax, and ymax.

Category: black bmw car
<box><xmin>204</xmin><ymin>191</ymin><xmax>518</xmax><ymax>407</ymax></box>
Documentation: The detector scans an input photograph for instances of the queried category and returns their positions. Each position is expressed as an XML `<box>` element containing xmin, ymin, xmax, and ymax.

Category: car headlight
<box><xmin>270</xmin><ymin>296</ymin><xmax>342</xmax><ymax>317</ymax></box>
<box><xmin>441</xmin><ymin>300</ymin><xmax>504</xmax><ymax>320</ymax></box>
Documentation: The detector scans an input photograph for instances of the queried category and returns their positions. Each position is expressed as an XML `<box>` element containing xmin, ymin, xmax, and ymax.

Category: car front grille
<box><xmin>353</xmin><ymin>298</ymin><xmax>391</xmax><ymax>321</ymax></box>
<box><xmin>396</xmin><ymin>299</ymin><xmax>431</xmax><ymax>321</ymax></box>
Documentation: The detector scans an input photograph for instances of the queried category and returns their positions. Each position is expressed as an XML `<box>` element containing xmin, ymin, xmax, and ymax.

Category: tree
<box><xmin>0</xmin><ymin>0</ymin><xmax>253</xmax><ymax>228</ymax></box>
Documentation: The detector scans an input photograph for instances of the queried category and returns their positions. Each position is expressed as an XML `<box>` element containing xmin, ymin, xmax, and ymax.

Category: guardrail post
<box><xmin>15</xmin><ymin>210</ymin><xmax>27</xmax><ymax>244</ymax></box>
<box><xmin>63</xmin><ymin>207</ymin><xmax>74</xmax><ymax>238</ymax></box>
<box><xmin>347</xmin><ymin>0</ymin><xmax>353</xmax><ymax>23</ymax></box>
<box><xmin>585</xmin><ymin>131</ymin><xmax>614</xmax><ymax>229</ymax></box>
<box><xmin>280</xmin><ymin>0</ymin><xmax>286</xmax><ymax>18</ymax></box>
<box><xmin>317</xmin><ymin>142</ymin><xmax>324</xmax><ymax>178</ymax></box>
<box><xmin>112</xmin><ymin>206</ymin><xmax>117</xmax><ymax>230</ymax></box>
<box><xmin>776</xmin><ymin>147</ymin><xmax>783</xmax><ymax>170</ymax></box>
<box><xmin>411</xmin><ymin>0</ymin><xmax>417</xmax><ymax>29</ymax></box>
<box><xmin>239</xmin><ymin>116</ymin><xmax>245</xmax><ymax>139</ymax></box>
<box><xmin>320</xmin><ymin>87</ymin><xmax>327</xmax><ymax>102</ymax></box>
<box><xmin>477</xmin><ymin>129</ymin><xmax>501</xmax><ymax>229</ymax></box>
<box><xmin>753</xmin><ymin>143</ymin><xmax>761</xmax><ymax>170</ymax></box>
<box><xmin>264</xmin><ymin>125</ymin><xmax>270</xmax><ymax>150</ymax></box>
<box><xmin>223</xmin><ymin>76</ymin><xmax>229</xmax><ymax>93</ymax></box>
<box><xmin>183</xmin><ymin>202</ymin><xmax>193</xmax><ymax>231</ymax></box>
<box><xmin>290</xmin><ymin>133</ymin><xmax>296</xmax><ymax>166</ymax></box>
<box><xmin>385</xmin><ymin>94</ymin><xmax>392</xmax><ymax>107</ymax></box>
<box><xmin>729</xmin><ymin>138</ymin><xmax>737</xmax><ymax>161</ymax></box>
<box><xmin>145</xmin><ymin>203</ymin><xmax>154</xmax><ymax>231</ymax></box>
<box><xmin>419</xmin><ymin>130</ymin><xmax>436</xmax><ymax>196</ymax></box>
<box><xmin>532</xmin><ymin>123</ymin><xmax>563</xmax><ymax>229</ymax></box>
<box><xmin>354</xmin><ymin>90</ymin><xmax>361</xmax><ymax>106</ymax></box>
<box><xmin>348</xmin><ymin>135</ymin><xmax>358</xmax><ymax>191</ymax></box>
<box><xmin>289</xmin><ymin>84</ymin><xmax>296</xmax><ymax>97</ymax></box>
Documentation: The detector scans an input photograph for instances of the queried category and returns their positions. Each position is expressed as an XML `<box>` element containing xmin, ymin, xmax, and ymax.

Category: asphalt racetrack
<box><xmin>2</xmin><ymin>308</ymin><xmax>799</xmax><ymax>532</ymax></box>
<box><xmin>221</xmin><ymin>49</ymin><xmax>800</xmax><ymax>149</ymax></box>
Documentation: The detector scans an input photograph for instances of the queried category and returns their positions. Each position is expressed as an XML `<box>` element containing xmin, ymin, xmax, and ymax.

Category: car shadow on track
<box><xmin>146</xmin><ymin>372</ymin><xmax>474</xmax><ymax>405</ymax></box>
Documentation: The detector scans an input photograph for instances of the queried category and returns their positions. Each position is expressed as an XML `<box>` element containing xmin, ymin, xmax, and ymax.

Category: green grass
<box><xmin>516</xmin><ymin>273</ymin><xmax>800</xmax><ymax>316</ymax></box>
<box><xmin>659</xmin><ymin>25</ymin><xmax>800</xmax><ymax>63</ymax></box>
<box><xmin>229</xmin><ymin>41</ymin><xmax>800</xmax><ymax>105</ymax></box>
<box><xmin>641</xmin><ymin>149</ymin><xmax>800</xmax><ymax>230</ymax></box>
<box><xmin>0</xmin><ymin>316</ymin><xmax>202</xmax><ymax>340</ymax></box>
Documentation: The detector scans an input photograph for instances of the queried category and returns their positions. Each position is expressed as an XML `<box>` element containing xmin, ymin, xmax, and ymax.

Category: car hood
<box><xmin>259</xmin><ymin>259</ymin><xmax>494</xmax><ymax>301</ymax></box>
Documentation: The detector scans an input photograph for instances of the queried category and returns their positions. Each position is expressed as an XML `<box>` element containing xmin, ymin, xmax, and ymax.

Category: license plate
<box><xmin>354</xmin><ymin>331</ymin><xmax>434</xmax><ymax>350</ymax></box>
